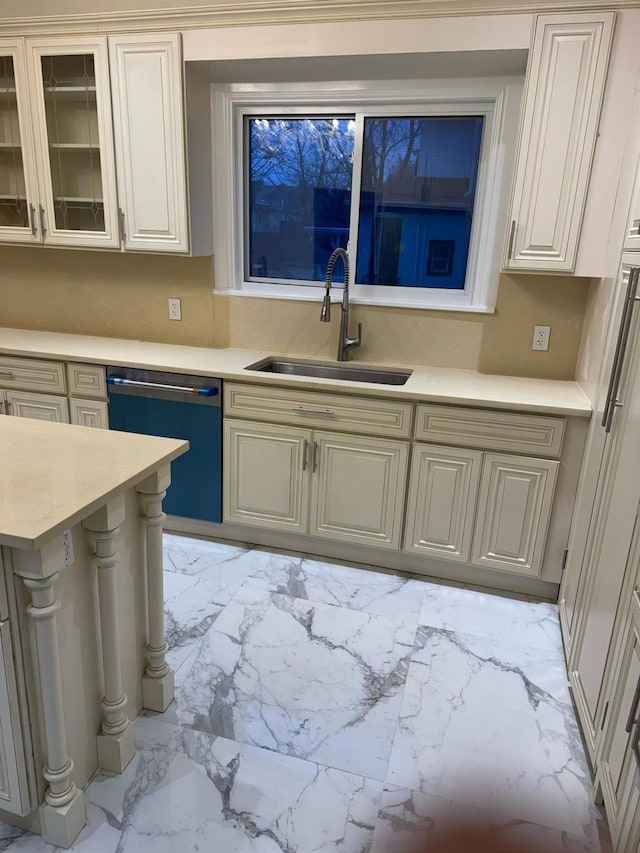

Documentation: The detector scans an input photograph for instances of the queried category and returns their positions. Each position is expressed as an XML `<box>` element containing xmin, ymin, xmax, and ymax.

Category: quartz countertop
<box><xmin>0</xmin><ymin>417</ymin><xmax>187</xmax><ymax>549</ymax></box>
<box><xmin>0</xmin><ymin>327</ymin><xmax>592</xmax><ymax>417</ymax></box>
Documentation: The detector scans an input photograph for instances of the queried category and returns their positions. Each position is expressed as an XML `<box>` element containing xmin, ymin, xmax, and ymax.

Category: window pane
<box><xmin>356</xmin><ymin>116</ymin><xmax>484</xmax><ymax>290</ymax></box>
<box><xmin>247</xmin><ymin>117</ymin><xmax>354</xmax><ymax>283</ymax></box>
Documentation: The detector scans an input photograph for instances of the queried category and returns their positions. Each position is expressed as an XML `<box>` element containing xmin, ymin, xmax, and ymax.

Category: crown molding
<box><xmin>0</xmin><ymin>0</ymin><xmax>633</xmax><ymax>36</ymax></box>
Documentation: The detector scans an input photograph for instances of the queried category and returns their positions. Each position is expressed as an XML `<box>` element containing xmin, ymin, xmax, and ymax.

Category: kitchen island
<box><xmin>0</xmin><ymin>417</ymin><xmax>187</xmax><ymax>848</ymax></box>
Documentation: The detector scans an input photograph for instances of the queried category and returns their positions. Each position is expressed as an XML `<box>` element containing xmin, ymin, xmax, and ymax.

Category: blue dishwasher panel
<box><xmin>108</xmin><ymin>386</ymin><xmax>222</xmax><ymax>523</ymax></box>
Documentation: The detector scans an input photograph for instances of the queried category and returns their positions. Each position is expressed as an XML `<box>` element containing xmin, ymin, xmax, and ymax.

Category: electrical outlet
<box><xmin>168</xmin><ymin>298</ymin><xmax>182</xmax><ymax>321</ymax></box>
<box><xmin>532</xmin><ymin>325</ymin><xmax>551</xmax><ymax>351</ymax></box>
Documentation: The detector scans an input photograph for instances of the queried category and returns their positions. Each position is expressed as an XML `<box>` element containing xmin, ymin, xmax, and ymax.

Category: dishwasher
<box><xmin>106</xmin><ymin>367</ymin><xmax>222</xmax><ymax>523</ymax></box>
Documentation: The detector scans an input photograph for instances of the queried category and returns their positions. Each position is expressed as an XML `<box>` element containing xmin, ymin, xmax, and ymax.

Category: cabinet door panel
<box><xmin>0</xmin><ymin>619</ymin><xmax>30</xmax><ymax>816</ymax></box>
<box><xmin>598</xmin><ymin>596</ymin><xmax>640</xmax><ymax>846</ymax></box>
<box><xmin>109</xmin><ymin>34</ymin><xmax>188</xmax><ymax>253</ymax></box>
<box><xmin>26</xmin><ymin>36</ymin><xmax>119</xmax><ymax>247</ymax></box>
<box><xmin>6</xmin><ymin>390</ymin><xmax>69</xmax><ymax>423</ymax></box>
<box><xmin>69</xmin><ymin>398</ymin><xmax>108</xmax><ymax>428</ymax></box>
<box><xmin>404</xmin><ymin>444</ymin><xmax>482</xmax><ymax>562</ymax></box>
<box><xmin>224</xmin><ymin>420</ymin><xmax>311</xmax><ymax>533</ymax></box>
<box><xmin>471</xmin><ymin>453</ymin><xmax>558</xmax><ymax>576</ymax></box>
<box><xmin>310</xmin><ymin>432</ymin><xmax>408</xmax><ymax>549</ymax></box>
<box><xmin>0</xmin><ymin>40</ymin><xmax>40</xmax><ymax>243</ymax></box>
<box><xmin>505</xmin><ymin>13</ymin><xmax>614</xmax><ymax>271</ymax></box>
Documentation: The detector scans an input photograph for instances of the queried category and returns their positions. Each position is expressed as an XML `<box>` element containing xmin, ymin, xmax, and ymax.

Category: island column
<box><xmin>137</xmin><ymin>465</ymin><xmax>175</xmax><ymax>712</ymax></box>
<box><xmin>12</xmin><ymin>537</ymin><xmax>86</xmax><ymax>850</ymax></box>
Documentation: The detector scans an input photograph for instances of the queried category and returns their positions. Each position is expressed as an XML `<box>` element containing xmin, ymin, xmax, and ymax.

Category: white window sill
<box><xmin>214</xmin><ymin>286</ymin><xmax>496</xmax><ymax>314</ymax></box>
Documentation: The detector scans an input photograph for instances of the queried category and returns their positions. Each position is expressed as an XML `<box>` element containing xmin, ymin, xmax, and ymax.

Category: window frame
<box><xmin>212</xmin><ymin>78</ymin><xmax>522</xmax><ymax>313</ymax></box>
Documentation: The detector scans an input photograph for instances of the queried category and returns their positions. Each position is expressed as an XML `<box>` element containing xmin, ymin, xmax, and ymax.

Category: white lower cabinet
<box><xmin>309</xmin><ymin>432</ymin><xmax>408</xmax><ymax>550</ymax></box>
<box><xmin>404</xmin><ymin>444</ymin><xmax>482</xmax><ymax>562</ymax></box>
<box><xmin>5</xmin><ymin>390</ymin><xmax>69</xmax><ymax>423</ymax></box>
<box><xmin>0</xmin><ymin>619</ymin><xmax>30</xmax><ymax>817</ymax></box>
<box><xmin>598</xmin><ymin>594</ymin><xmax>640</xmax><ymax>849</ymax></box>
<box><xmin>471</xmin><ymin>453</ymin><xmax>559</xmax><ymax>576</ymax></box>
<box><xmin>224</xmin><ymin>420</ymin><xmax>312</xmax><ymax>533</ymax></box>
<box><xmin>223</xmin><ymin>419</ymin><xmax>409</xmax><ymax>549</ymax></box>
<box><xmin>69</xmin><ymin>398</ymin><xmax>109</xmax><ymax>429</ymax></box>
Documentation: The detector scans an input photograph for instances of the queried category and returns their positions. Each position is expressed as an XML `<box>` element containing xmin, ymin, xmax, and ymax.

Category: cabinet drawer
<box><xmin>414</xmin><ymin>404</ymin><xmax>565</xmax><ymax>457</ymax></box>
<box><xmin>225</xmin><ymin>383</ymin><xmax>413</xmax><ymax>439</ymax></box>
<box><xmin>67</xmin><ymin>363</ymin><xmax>107</xmax><ymax>399</ymax></box>
<box><xmin>0</xmin><ymin>355</ymin><xmax>66</xmax><ymax>394</ymax></box>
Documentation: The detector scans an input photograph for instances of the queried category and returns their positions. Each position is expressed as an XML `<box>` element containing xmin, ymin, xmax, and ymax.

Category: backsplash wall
<box><xmin>0</xmin><ymin>246</ymin><xmax>589</xmax><ymax>379</ymax></box>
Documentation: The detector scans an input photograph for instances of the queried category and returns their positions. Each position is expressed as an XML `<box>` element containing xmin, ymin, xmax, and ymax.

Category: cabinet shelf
<box><xmin>53</xmin><ymin>196</ymin><xmax>103</xmax><ymax>204</ymax></box>
<box><xmin>0</xmin><ymin>194</ymin><xmax>26</xmax><ymax>201</ymax></box>
<box><xmin>43</xmin><ymin>85</ymin><xmax>96</xmax><ymax>94</ymax></box>
<box><xmin>48</xmin><ymin>143</ymin><xmax>100</xmax><ymax>150</ymax></box>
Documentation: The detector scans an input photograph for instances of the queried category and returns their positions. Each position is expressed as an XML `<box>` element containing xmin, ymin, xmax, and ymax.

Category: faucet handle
<box><xmin>356</xmin><ymin>322</ymin><xmax>362</xmax><ymax>345</ymax></box>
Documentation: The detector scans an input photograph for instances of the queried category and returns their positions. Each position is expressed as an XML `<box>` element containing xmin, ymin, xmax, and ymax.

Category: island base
<box><xmin>143</xmin><ymin>670</ymin><xmax>175</xmax><ymax>713</ymax></box>
<box><xmin>40</xmin><ymin>789</ymin><xmax>86</xmax><ymax>850</ymax></box>
<box><xmin>97</xmin><ymin>723</ymin><xmax>136</xmax><ymax>774</ymax></box>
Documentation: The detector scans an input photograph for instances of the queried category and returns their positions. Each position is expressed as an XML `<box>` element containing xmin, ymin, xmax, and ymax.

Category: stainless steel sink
<box><xmin>245</xmin><ymin>357</ymin><xmax>412</xmax><ymax>386</ymax></box>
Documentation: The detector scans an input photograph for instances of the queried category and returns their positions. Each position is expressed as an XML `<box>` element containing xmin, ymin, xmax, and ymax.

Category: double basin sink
<box><xmin>245</xmin><ymin>356</ymin><xmax>412</xmax><ymax>386</ymax></box>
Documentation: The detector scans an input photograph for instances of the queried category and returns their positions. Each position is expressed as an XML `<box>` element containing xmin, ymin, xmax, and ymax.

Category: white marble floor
<box><xmin>0</xmin><ymin>534</ymin><xmax>611</xmax><ymax>852</ymax></box>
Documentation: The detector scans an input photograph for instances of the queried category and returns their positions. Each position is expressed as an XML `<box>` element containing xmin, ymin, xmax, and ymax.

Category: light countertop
<box><xmin>0</xmin><ymin>417</ymin><xmax>187</xmax><ymax>550</ymax></box>
<box><xmin>0</xmin><ymin>327</ymin><xmax>592</xmax><ymax>417</ymax></box>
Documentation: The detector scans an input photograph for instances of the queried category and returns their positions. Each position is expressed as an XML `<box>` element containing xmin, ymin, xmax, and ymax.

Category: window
<box><xmin>214</xmin><ymin>80</ymin><xmax>520</xmax><ymax>311</ymax></box>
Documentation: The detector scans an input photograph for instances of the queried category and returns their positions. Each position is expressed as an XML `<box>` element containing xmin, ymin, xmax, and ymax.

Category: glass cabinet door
<box><xmin>28</xmin><ymin>38</ymin><xmax>119</xmax><ymax>247</ymax></box>
<box><xmin>0</xmin><ymin>42</ymin><xmax>39</xmax><ymax>242</ymax></box>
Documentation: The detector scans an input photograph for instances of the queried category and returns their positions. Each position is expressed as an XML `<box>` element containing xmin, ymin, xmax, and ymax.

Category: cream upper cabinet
<box><xmin>0</xmin><ymin>40</ymin><xmax>40</xmax><ymax>243</ymax></box>
<box><xmin>25</xmin><ymin>36</ymin><xmax>120</xmax><ymax>248</ymax></box>
<box><xmin>471</xmin><ymin>453</ymin><xmax>559</xmax><ymax>576</ymax></box>
<box><xmin>5</xmin><ymin>390</ymin><xmax>69</xmax><ymax>423</ymax></box>
<box><xmin>404</xmin><ymin>444</ymin><xmax>482</xmax><ymax>563</ymax></box>
<box><xmin>505</xmin><ymin>12</ymin><xmax>614</xmax><ymax>272</ymax></box>
<box><xmin>309</xmin><ymin>432</ymin><xmax>408</xmax><ymax>550</ymax></box>
<box><xmin>224</xmin><ymin>419</ymin><xmax>311</xmax><ymax>534</ymax></box>
<box><xmin>108</xmin><ymin>34</ymin><xmax>188</xmax><ymax>253</ymax></box>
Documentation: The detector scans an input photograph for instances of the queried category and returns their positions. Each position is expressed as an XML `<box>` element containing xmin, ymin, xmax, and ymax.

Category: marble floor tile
<box><xmin>163</xmin><ymin>533</ymin><xmax>274</xmax><ymax>581</ymax></box>
<box><xmin>246</xmin><ymin>551</ymin><xmax>428</xmax><ymax>623</ymax></box>
<box><xmin>386</xmin><ymin>626</ymin><xmax>593</xmax><ymax>839</ymax></box>
<box><xmin>160</xmin><ymin>584</ymin><xmax>416</xmax><ymax>780</ymax></box>
<box><xmin>0</xmin><ymin>717</ymin><xmax>382</xmax><ymax>852</ymax></box>
<box><xmin>370</xmin><ymin>786</ymin><xmax>611</xmax><ymax>853</ymax></box>
<box><xmin>163</xmin><ymin>570</ymin><xmax>227</xmax><ymax>670</ymax></box>
<box><xmin>418</xmin><ymin>583</ymin><xmax>564</xmax><ymax>653</ymax></box>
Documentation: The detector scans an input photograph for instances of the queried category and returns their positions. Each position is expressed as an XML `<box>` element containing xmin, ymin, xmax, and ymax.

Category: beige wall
<box><xmin>0</xmin><ymin>246</ymin><xmax>589</xmax><ymax>379</ymax></box>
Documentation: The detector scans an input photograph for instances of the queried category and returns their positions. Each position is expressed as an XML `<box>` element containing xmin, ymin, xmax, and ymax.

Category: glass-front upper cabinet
<box><xmin>26</xmin><ymin>37</ymin><xmax>119</xmax><ymax>248</ymax></box>
<box><xmin>0</xmin><ymin>40</ymin><xmax>40</xmax><ymax>243</ymax></box>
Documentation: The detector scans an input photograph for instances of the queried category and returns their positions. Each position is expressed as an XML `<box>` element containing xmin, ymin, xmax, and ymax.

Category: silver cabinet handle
<box><xmin>293</xmin><ymin>406</ymin><xmax>335</xmax><ymax>417</ymax></box>
<box><xmin>38</xmin><ymin>204</ymin><xmax>47</xmax><ymax>237</ymax></box>
<box><xmin>302</xmin><ymin>439</ymin><xmax>309</xmax><ymax>471</ymax></box>
<box><xmin>0</xmin><ymin>370</ymin><xmax>14</xmax><ymax>377</ymax></box>
<box><xmin>312</xmin><ymin>441</ymin><xmax>320</xmax><ymax>473</ymax></box>
<box><xmin>106</xmin><ymin>376</ymin><xmax>218</xmax><ymax>397</ymax></box>
<box><xmin>118</xmin><ymin>207</ymin><xmax>126</xmax><ymax>242</ymax></box>
<box><xmin>507</xmin><ymin>219</ymin><xmax>517</xmax><ymax>260</ymax></box>
<box><xmin>29</xmin><ymin>203</ymin><xmax>38</xmax><ymax>236</ymax></box>
<box><xmin>603</xmin><ymin>267</ymin><xmax>640</xmax><ymax>433</ymax></box>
